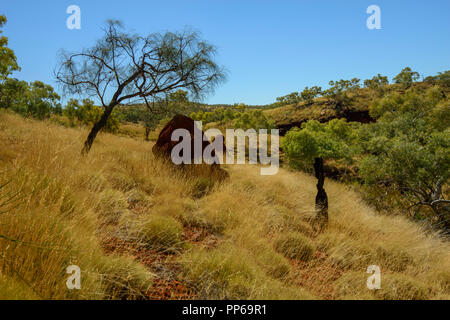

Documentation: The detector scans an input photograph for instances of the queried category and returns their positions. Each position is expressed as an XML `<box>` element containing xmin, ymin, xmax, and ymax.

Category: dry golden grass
<box><xmin>0</xmin><ymin>110</ymin><xmax>448</xmax><ymax>300</ymax></box>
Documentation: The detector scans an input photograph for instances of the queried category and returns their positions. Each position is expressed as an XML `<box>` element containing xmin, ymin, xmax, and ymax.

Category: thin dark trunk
<box><xmin>145</xmin><ymin>128</ymin><xmax>150</xmax><ymax>141</ymax></box>
<box><xmin>81</xmin><ymin>104</ymin><xmax>114</xmax><ymax>155</ymax></box>
<box><xmin>314</xmin><ymin>157</ymin><xmax>328</xmax><ymax>224</ymax></box>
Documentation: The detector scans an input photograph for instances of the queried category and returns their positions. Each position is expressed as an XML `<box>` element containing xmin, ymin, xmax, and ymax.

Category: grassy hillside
<box><xmin>0</xmin><ymin>110</ymin><xmax>449</xmax><ymax>300</ymax></box>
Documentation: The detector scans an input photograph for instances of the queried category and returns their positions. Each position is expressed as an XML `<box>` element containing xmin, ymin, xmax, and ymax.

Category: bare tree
<box><xmin>56</xmin><ymin>21</ymin><xmax>226</xmax><ymax>154</ymax></box>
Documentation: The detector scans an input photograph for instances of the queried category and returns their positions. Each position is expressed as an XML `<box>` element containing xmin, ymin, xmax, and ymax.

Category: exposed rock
<box><xmin>276</xmin><ymin>110</ymin><xmax>375</xmax><ymax>136</ymax></box>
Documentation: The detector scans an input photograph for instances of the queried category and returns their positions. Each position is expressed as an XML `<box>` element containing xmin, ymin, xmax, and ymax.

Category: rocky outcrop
<box><xmin>276</xmin><ymin>110</ymin><xmax>375</xmax><ymax>136</ymax></box>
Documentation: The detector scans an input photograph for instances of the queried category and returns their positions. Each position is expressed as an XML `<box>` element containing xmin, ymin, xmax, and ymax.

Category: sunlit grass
<box><xmin>0</xmin><ymin>110</ymin><xmax>448</xmax><ymax>300</ymax></box>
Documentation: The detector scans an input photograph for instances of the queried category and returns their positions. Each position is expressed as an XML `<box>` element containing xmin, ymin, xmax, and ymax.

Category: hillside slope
<box><xmin>0</xmin><ymin>110</ymin><xmax>449</xmax><ymax>300</ymax></box>
<box><xmin>265</xmin><ymin>82</ymin><xmax>447</xmax><ymax>134</ymax></box>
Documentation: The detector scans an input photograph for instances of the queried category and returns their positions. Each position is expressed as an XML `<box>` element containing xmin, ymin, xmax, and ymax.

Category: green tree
<box><xmin>323</xmin><ymin>78</ymin><xmax>360</xmax><ymax>115</ymax></box>
<box><xmin>0</xmin><ymin>78</ymin><xmax>28</xmax><ymax>111</ymax></box>
<box><xmin>223</xmin><ymin>108</ymin><xmax>235</xmax><ymax>122</ymax></box>
<box><xmin>300</xmin><ymin>86</ymin><xmax>322</xmax><ymax>104</ymax></box>
<box><xmin>234</xmin><ymin>103</ymin><xmax>247</xmax><ymax>111</ymax></box>
<box><xmin>0</xmin><ymin>79</ymin><xmax>62</xmax><ymax>119</ymax></box>
<box><xmin>143</xmin><ymin>109</ymin><xmax>163</xmax><ymax>141</ymax></box>
<box><xmin>26</xmin><ymin>81</ymin><xmax>61</xmax><ymax>119</ymax></box>
<box><xmin>0</xmin><ymin>15</ymin><xmax>20</xmax><ymax>82</ymax></box>
<box><xmin>56</xmin><ymin>21</ymin><xmax>226</xmax><ymax>154</ymax></box>
<box><xmin>63</xmin><ymin>99</ymin><xmax>82</xmax><ymax>126</ymax></box>
<box><xmin>393</xmin><ymin>67</ymin><xmax>420</xmax><ymax>89</ymax></box>
<box><xmin>276</xmin><ymin>92</ymin><xmax>301</xmax><ymax>106</ymax></box>
<box><xmin>164</xmin><ymin>89</ymin><xmax>192</xmax><ymax>115</ymax></box>
<box><xmin>233</xmin><ymin>110</ymin><xmax>274</xmax><ymax>130</ymax></box>
<box><xmin>361</xmin><ymin>87</ymin><xmax>449</xmax><ymax>229</ymax></box>
<box><xmin>364</xmin><ymin>74</ymin><xmax>389</xmax><ymax>97</ymax></box>
<box><xmin>115</xmin><ymin>105</ymin><xmax>142</xmax><ymax>123</ymax></box>
<box><xmin>364</xmin><ymin>74</ymin><xmax>389</xmax><ymax>89</ymax></box>
<box><xmin>283</xmin><ymin>119</ymin><xmax>359</xmax><ymax>225</ymax></box>
<box><xmin>0</xmin><ymin>15</ymin><xmax>21</xmax><ymax>109</ymax></box>
<box><xmin>424</xmin><ymin>70</ymin><xmax>450</xmax><ymax>89</ymax></box>
<box><xmin>64</xmin><ymin>98</ymin><xmax>119</xmax><ymax>132</ymax></box>
<box><xmin>168</xmin><ymin>89</ymin><xmax>189</xmax><ymax>104</ymax></box>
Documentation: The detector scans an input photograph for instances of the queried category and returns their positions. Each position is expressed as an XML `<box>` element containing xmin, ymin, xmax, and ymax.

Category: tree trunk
<box><xmin>145</xmin><ymin>127</ymin><xmax>150</xmax><ymax>141</ymax></box>
<box><xmin>81</xmin><ymin>104</ymin><xmax>114</xmax><ymax>155</ymax></box>
<box><xmin>314</xmin><ymin>157</ymin><xmax>328</xmax><ymax>224</ymax></box>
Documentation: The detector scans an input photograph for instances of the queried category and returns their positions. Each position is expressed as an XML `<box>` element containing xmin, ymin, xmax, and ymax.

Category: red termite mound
<box><xmin>152</xmin><ymin>115</ymin><xmax>228</xmax><ymax>179</ymax></box>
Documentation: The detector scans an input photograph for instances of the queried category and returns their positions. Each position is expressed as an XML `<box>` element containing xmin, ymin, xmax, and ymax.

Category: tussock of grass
<box><xmin>196</xmin><ymin>192</ymin><xmax>243</xmax><ymax>235</ymax></box>
<box><xmin>267</xmin><ymin>205</ymin><xmax>314</xmax><ymax>236</ymax></box>
<box><xmin>97</xmin><ymin>189</ymin><xmax>129</xmax><ymax>225</ymax></box>
<box><xmin>274</xmin><ymin>232</ymin><xmax>315</xmax><ymax>261</ymax></box>
<box><xmin>192</xmin><ymin>177</ymin><xmax>216</xmax><ymax>198</ymax></box>
<box><xmin>107</xmin><ymin>171</ymin><xmax>137</xmax><ymax>192</ymax></box>
<box><xmin>336</xmin><ymin>271</ymin><xmax>431</xmax><ymax>300</ymax></box>
<box><xmin>327</xmin><ymin>240</ymin><xmax>374</xmax><ymax>269</ymax></box>
<box><xmin>0</xmin><ymin>110</ymin><xmax>449</xmax><ymax>300</ymax></box>
<box><xmin>0</xmin><ymin>274</ymin><xmax>41</xmax><ymax>300</ymax></box>
<box><xmin>374</xmin><ymin>246</ymin><xmax>414</xmax><ymax>272</ymax></box>
<box><xmin>126</xmin><ymin>189</ymin><xmax>151</xmax><ymax>205</ymax></box>
<box><xmin>97</xmin><ymin>255</ymin><xmax>154</xmax><ymax>300</ymax></box>
<box><xmin>181</xmin><ymin>246</ymin><xmax>312</xmax><ymax>299</ymax></box>
<box><xmin>315</xmin><ymin>232</ymin><xmax>348</xmax><ymax>252</ymax></box>
<box><xmin>0</xmin><ymin>168</ymin><xmax>151</xmax><ymax>299</ymax></box>
<box><xmin>127</xmin><ymin>215</ymin><xmax>184</xmax><ymax>252</ymax></box>
<box><xmin>377</xmin><ymin>274</ymin><xmax>430</xmax><ymax>300</ymax></box>
<box><xmin>77</xmin><ymin>171</ymin><xmax>110</xmax><ymax>193</ymax></box>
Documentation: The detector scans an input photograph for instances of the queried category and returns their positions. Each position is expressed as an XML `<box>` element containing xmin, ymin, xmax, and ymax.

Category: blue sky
<box><xmin>1</xmin><ymin>0</ymin><xmax>450</xmax><ymax>105</ymax></box>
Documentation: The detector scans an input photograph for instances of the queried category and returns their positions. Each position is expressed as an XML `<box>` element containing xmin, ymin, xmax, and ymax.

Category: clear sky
<box><xmin>1</xmin><ymin>0</ymin><xmax>450</xmax><ymax>105</ymax></box>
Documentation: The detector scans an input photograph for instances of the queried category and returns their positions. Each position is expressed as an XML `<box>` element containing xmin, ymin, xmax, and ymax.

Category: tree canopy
<box><xmin>283</xmin><ymin>84</ymin><xmax>449</xmax><ymax>230</ymax></box>
<box><xmin>393</xmin><ymin>67</ymin><xmax>420</xmax><ymax>88</ymax></box>
<box><xmin>0</xmin><ymin>15</ymin><xmax>20</xmax><ymax>82</ymax></box>
<box><xmin>282</xmin><ymin>119</ymin><xmax>358</xmax><ymax>165</ymax></box>
<box><xmin>56</xmin><ymin>21</ymin><xmax>226</xmax><ymax>153</ymax></box>
<box><xmin>360</xmin><ymin>86</ymin><xmax>449</xmax><ymax>227</ymax></box>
